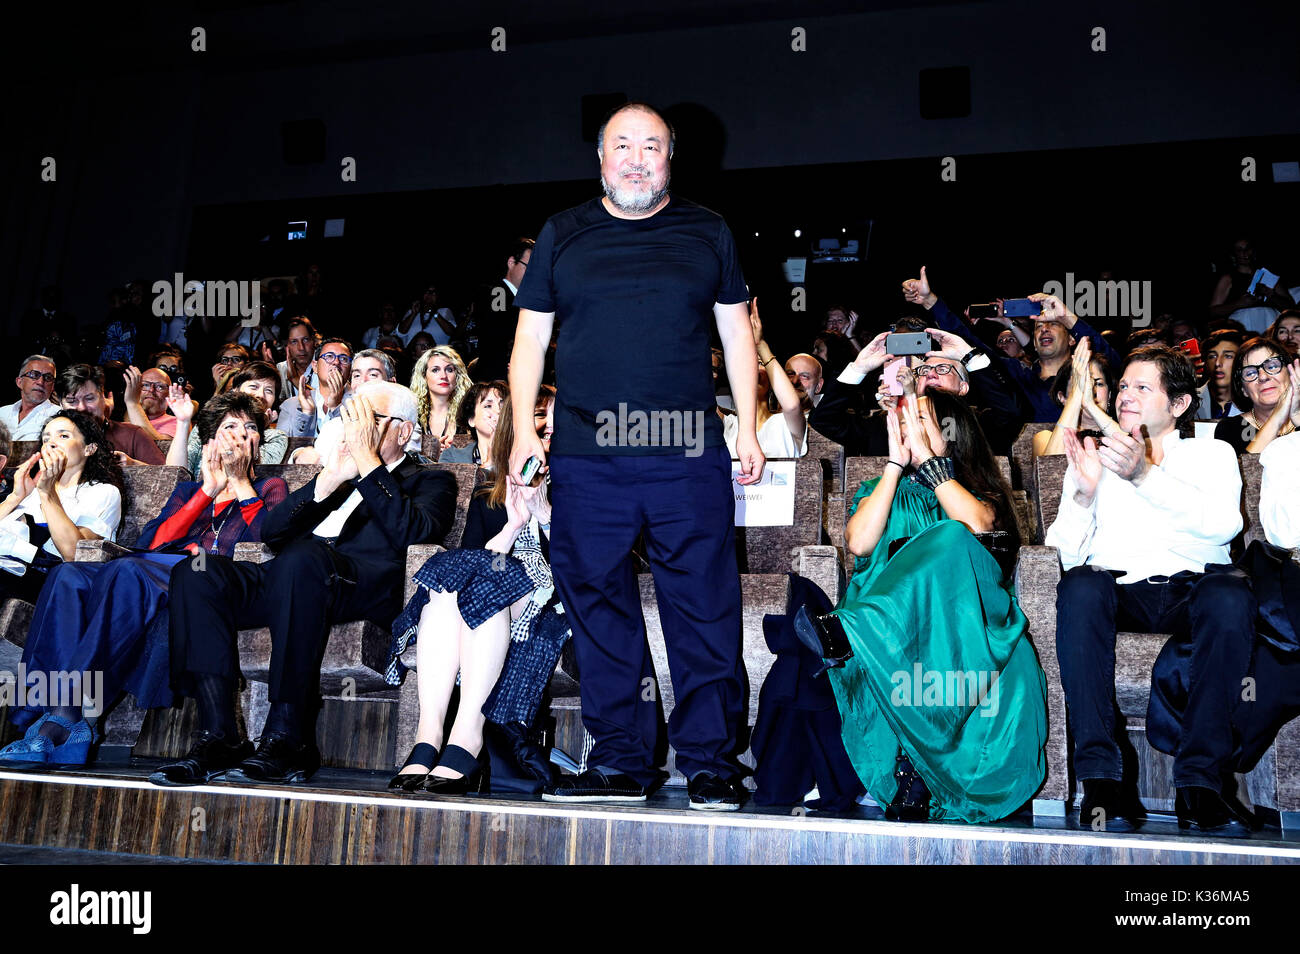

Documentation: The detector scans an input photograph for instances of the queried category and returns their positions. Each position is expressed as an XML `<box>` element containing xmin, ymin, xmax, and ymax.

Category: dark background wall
<box><xmin>4</xmin><ymin>0</ymin><xmax>1298</xmax><ymax>347</ymax></box>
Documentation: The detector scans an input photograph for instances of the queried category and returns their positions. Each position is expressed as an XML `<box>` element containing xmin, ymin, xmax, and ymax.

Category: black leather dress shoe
<box><xmin>149</xmin><ymin>732</ymin><xmax>254</xmax><ymax>787</ymax></box>
<box><xmin>1175</xmin><ymin>786</ymin><xmax>1260</xmax><ymax>835</ymax></box>
<box><xmin>687</xmin><ymin>771</ymin><xmax>743</xmax><ymax>811</ymax></box>
<box><xmin>1078</xmin><ymin>779</ymin><xmax>1145</xmax><ymax>832</ymax></box>
<box><xmin>542</xmin><ymin>768</ymin><xmax>647</xmax><ymax>803</ymax></box>
<box><xmin>223</xmin><ymin>732</ymin><xmax>321</xmax><ymax>785</ymax></box>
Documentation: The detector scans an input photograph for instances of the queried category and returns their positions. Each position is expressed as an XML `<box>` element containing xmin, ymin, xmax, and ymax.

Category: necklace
<box><xmin>208</xmin><ymin>496</ymin><xmax>238</xmax><ymax>552</ymax></box>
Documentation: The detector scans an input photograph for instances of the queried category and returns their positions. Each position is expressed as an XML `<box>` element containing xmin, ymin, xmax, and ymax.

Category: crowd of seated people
<box><xmin>1</xmin><ymin>238</ymin><xmax>1297</xmax><ymax>835</ymax></box>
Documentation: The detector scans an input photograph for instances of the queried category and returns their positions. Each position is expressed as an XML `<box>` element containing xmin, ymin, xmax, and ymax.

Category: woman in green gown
<box><xmin>820</xmin><ymin>387</ymin><xmax>1047</xmax><ymax>823</ymax></box>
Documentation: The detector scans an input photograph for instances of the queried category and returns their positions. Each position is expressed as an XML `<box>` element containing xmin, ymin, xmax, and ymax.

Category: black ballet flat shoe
<box><xmin>792</xmin><ymin>605</ymin><xmax>854</xmax><ymax>678</ymax></box>
<box><xmin>420</xmin><ymin>744</ymin><xmax>488</xmax><ymax>796</ymax></box>
<box><xmin>885</xmin><ymin>753</ymin><xmax>931</xmax><ymax>822</ymax></box>
<box><xmin>388</xmin><ymin>742</ymin><xmax>440</xmax><ymax>792</ymax></box>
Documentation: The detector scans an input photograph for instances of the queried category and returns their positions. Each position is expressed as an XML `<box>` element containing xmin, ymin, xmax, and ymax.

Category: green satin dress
<box><xmin>827</xmin><ymin>475</ymin><xmax>1047</xmax><ymax>823</ymax></box>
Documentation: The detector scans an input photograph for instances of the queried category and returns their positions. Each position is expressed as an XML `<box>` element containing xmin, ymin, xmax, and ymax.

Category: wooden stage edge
<box><xmin>2</xmin><ymin>767</ymin><xmax>1298</xmax><ymax>865</ymax></box>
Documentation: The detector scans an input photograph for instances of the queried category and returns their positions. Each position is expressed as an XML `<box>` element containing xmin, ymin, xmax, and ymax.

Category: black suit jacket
<box><xmin>262</xmin><ymin>455</ymin><xmax>458</xmax><ymax>605</ymax></box>
<box><xmin>471</xmin><ymin>283</ymin><xmax>518</xmax><ymax>382</ymax></box>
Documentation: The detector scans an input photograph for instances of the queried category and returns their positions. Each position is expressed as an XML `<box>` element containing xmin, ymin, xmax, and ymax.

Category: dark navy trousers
<box><xmin>1055</xmin><ymin>565</ymin><xmax>1257</xmax><ymax>790</ymax></box>
<box><xmin>548</xmin><ymin>446</ymin><xmax>745</xmax><ymax>787</ymax></box>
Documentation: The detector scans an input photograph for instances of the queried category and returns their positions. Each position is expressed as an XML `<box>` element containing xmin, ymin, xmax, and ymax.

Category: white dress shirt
<box><xmin>1259</xmin><ymin>430</ymin><xmax>1300</xmax><ymax>549</ymax></box>
<box><xmin>397</xmin><ymin>308</ymin><xmax>456</xmax><ymax>347</ymax></box>
<box><xmin>0</xmin><ymin>481</ymin><xmax>122</xmax><ymax>575</ymax></box>
<box><xmin>312</xmin><ymin>458</ymin><xmax>404</xmax><ymax>539</ymax></box>
<box><xmin>1046</xmin><ymin>430</ymin><xmax>1243</xmax><ymax>583</ymax></box>
<box><xmin>723</xmin><ymin>410</ymin><xmax>808</xmax><ymax>459</ymax></box>
<box><xmin>0</xmin><ymin>399</ymin><xmax>60</xmax><ymax>442</ymax></box>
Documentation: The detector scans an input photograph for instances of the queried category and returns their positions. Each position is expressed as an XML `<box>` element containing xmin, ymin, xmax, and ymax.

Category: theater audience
<box><xmin>293</xmin><ymin>349</ymin><xmax>422</xmax><ymax>464</ymax></box>
<box><xmin>439</xmin><ymin>381</ymin><xmax>506</xmax><ymax>467</ymax></box>
<box><xmin>797</xmin><ymin>383</ymin><xmax>1044</xmax><ymax>822</ymax></box>
<box><xmin>2</xmin><ymin>356</ymin><xmax>60</xmax><ymax>441</ymax></box>
<box><xmin>471</xmin><ymin>237</ymin><xmax>534</xmax><ymax>383</ymax></box>
<box><xmin>211</xmin><ymin>343</ymin><xmax>252</xmax><ymax>391</ymax></box>
<box><xmin>1269</xmin><ymin>309</ymin><xmax>1300</xmax><ymax>356</ymax></box>
<box><xmin>167</xmin><ymin>362</ymin><xmax>288</xmax><ymax>472</ymax></box>
<box><xmin>0</xmin><ymin>410</ymin><xmax>123</xmax><ymax>604</ymax></box>
<box><xmin>56</xmin><ymin>365</ymin><xmax>164</xmax><ymax>466</ymax></box>
<box><xmin>1033</xmin><ymin>339</ymin><xmax>1116</xmax><ymax>456</ymax></box>
<box><xmin>811</xmin><ymin>331</ymin><xmax>858</xmax><ymax>381</ymax></box>
<box><xmin>1214</xmin><ymin>337</ymin><xmax>1294</xmax><ymax>455</ymax></box>
<box><xmin>784</xmin><ymin>353</ymin><xmax>824</xmax><ymax>410</ymax></box>
<box><xmin>152</xmin><ymin>381</ymin><xmax>457</xmax><ymax>787</ymax></box>
<box><xmin>361</xmin><ymin>302</ymin><xmax>402</xmax><ymax>350</ymax></box>
<box><xmin>0</xmin><ymin>392</ymin><xmax>288</xmax><ymax>766</ymax></box>
<box><xmin>724</xmin><ymin>298</ymin><xmax>806</xmax><ymax>457</ymax></box>
<box><xmin>822</xmin><ymin>304</ymin><xmax>863</xmax><ymax>353</ymax></box>
<box><xmin>398</xmin><ymin>284</ymin><xmax>458</xmax><ymax>347</ymax></box>
<box><xmin>1196</xmin><ymin>330</ymin><xmax>1244</xmax><ymax>419</ymax></box>
<box><xmin>277</xmin><ymin>317</ymin><xmax>319</xmax><ymax>402</ymax></box>
<box><xmin>385</xmin><ymin>394</ymin><xmax>561</xmax><ymax>793</ymax></box>
<box><xmin>410</xmin><ymin>345</ymin><xmax>470</xmax><ymax>458</ymax></box>
<box><xmin>1209</xmin><ymin>237</ymin><xmax>1294</xmax><ymax>334</ymax></box>
<box><xmin>903</xmin><ymin>266</ymin><xmax>1121</xmax><ymax>423</ymax></box>
<box><xmin>1049</xmin><ymin>345</ymin><xmax>1260</xmax><ymax>833</ymax></box>
<box><xmin>277</xmin><ymin>337</ymin><xmax>352</xmax><ymax>438</ymax></box>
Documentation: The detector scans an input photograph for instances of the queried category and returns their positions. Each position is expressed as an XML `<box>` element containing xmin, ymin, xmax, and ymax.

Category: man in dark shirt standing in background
<box><xmin>509</xmin><ymin>102</ymin><xmax>763</xmax><ymax>810</ymax></box>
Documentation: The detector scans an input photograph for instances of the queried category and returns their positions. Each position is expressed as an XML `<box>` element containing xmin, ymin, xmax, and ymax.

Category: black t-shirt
<box><xmin>513</xmin><ymin>195</ymin><xmax>749</xmax><ymax>456</ymax></box>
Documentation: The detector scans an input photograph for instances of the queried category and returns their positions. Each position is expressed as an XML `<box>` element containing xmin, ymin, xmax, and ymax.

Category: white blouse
<box><xmin>723</xmin><ymin>410</ymin><xmax>808</xmax><ymax>459</ymax></box>
<box><xmin>0</xmin><ymin>480</ymin><xmax>122</xmax><ymax>575</ymax></box>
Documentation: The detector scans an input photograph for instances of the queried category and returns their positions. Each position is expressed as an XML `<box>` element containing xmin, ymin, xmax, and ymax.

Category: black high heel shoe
<box><xmin>885</xmin><ymin>753</ymin><xmax>931</xmax><ymax>822</ymax></box>
<box><xmin>792</xmin><ymin>605</ymin><xmax>855</xmax><ymax>677</ymax></box>
<box><xmin>420</xmin><ymin>744</ymin><xmax>489</xmax><ymax>795</ymax></box>
<box><xmin>388</xmin><ymin>742</ymin><xmax>440</xmax><ymax>791</ymax></box>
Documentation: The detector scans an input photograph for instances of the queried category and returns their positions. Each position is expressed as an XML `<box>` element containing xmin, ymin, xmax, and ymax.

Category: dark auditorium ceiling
<box><xmin>10</xmin><ymin>0</ymin><xmax>992</xmax><ymax>77</ymax></box>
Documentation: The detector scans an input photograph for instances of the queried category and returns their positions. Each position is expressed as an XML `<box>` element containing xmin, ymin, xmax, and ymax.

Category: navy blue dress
<box><xmin>12</xmin><ymin>477</ymin><xmax>288</xmax><ymax>728</ymax></box>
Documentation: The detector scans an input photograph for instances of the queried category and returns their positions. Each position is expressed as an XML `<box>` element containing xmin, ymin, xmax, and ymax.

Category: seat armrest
<box><xmin>792</xmin><ymin>544</ymin><xmax>842</xmax><ymax>604</ymax></box>
<box><xmin>405</xmin><ymin>543</ymin><xmax>446</xmax><ymax>604</ymax></box>
<box><xmin>74</xmin><ymin>539</ymin><xmax>132</xmax><ymax>563</ymax></box>
<box><xmin>233</xmin><ymin>542</ymin><xmax>275</xmax><ymax>563</ymax></box>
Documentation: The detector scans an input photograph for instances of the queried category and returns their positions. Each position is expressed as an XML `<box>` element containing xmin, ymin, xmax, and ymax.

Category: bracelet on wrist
<box><xmin>885</xmin><ymin>460</ymin><xmax>906</xmax><ymax>472</ymax></box>
<box><xmin>914</xmin><ymin>456</ymin><xmax>955</xmax><ymax>491</ymax></box>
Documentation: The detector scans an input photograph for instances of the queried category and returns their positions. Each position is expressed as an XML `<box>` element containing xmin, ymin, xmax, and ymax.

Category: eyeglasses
<box><xmin>1239</xmin><ymin>356</ymin><xmax>1285</xmax><ymax>382</ymax></box>
<box><xmin>912</xmin><ymin>364</ymin><xmax>958</xmax><ymax>379</ymax></box>
<box><xmin>156</xmin><ymin>365</ymin><xmax>181</xmax><ymax>376</ymax></box>
<box><xmin>20</xmin><ymin>370</ymin><xmax>56</xmax><ymax>383</ymax></box>
<box><xmin>139</xmin><ymin>382</ymin><xmax>169</xmax><ymax>393</ymax></box>
<box><xmin>217</xmin><ymin>355</ymin><xmax>245</xmax><ymax>366</ymax></box>
<box><xmin>320</xmin><ymin>352</ymin><xmax>353</xmax><ymax>366</ymax></box>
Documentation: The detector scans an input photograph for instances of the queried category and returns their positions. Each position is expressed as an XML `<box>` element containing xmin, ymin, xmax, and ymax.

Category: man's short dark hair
<box><xmin>56</xmin><ymin>364</ymin><xmax>106</xmax><ymax>402</ymax></box>
<box><xmin>1203</xmin><ymin>329</ymin><xmax>1245</xmax><ymax>352</ymax></box>
<box><xmin>197</xmin><ymin>389</ymin><xmax>268</xmax><ymax>445</ymax></box>
<box><xmin>507</xmin><ymin>237</ymin><xmax>535</xmax><ymax>264</ymax></box>
<box><xmin>227</xmin><ymin>361</ymin><xmax>281</xmax><ymax>393</ymax></box>
<box><xmin>314</xmin><ymin>337</ymin><xmax>353</xmax><ymax>360</ymax></box>
<box><xmin>1126</xmin><ymin>345</ymin><xmax>1198</xmax><ymax>436</ymax></box>
<box><xmin>596</xmin><ymin>102</ymin><xmax>675</xmax><ymax>158</ymax></box>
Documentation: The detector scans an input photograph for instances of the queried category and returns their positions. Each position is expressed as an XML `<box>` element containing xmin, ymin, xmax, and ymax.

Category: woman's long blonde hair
<box><xmin>410</xmin><ymin>345</ymin><xmax>471</xmax><ymax>438</ymax></box>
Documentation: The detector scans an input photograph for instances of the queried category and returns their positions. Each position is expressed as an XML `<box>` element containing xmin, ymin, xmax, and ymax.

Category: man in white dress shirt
<box><xmin>1</xmin><ymin>355</ymin><xmax>61</xmax><ymax>442</ymax></box>
<box><xmin>1048</xmin><ymin>345</ymin><xmax>1259</xmax><ymax>834</ymax></box>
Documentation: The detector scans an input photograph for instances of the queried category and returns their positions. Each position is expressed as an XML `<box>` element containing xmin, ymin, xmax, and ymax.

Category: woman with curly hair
<box><xmin>0</xmin><ymin>391</ymin><xmax>288</xmax><ymax>766</ymax></box>
<box><xmin>410</xmin><ymin>345</ymin><xmax>470</xmax><ymax>457</ymax></box>
<box><xmin>0</xmin><ymin>409</ymin><xmax>124</xmax><ymax>605</ymax></box>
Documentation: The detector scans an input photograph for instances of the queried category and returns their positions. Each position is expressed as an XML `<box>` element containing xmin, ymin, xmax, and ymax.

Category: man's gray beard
<box><xmin>600</xmin><ymin>172</ymin><xmax>671</xmax><ymax>214</ymax></box>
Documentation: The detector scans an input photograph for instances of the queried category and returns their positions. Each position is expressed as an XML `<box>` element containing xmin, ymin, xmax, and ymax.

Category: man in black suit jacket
<box><xmin>152</xmin><ymin>380</ymin><xmax>458</xmax><ymax>786</ymax></box>
<box><xmin>471</xmin><ymin>237</ymin><xmax>534</xmax><ymax>382</ymax></box>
